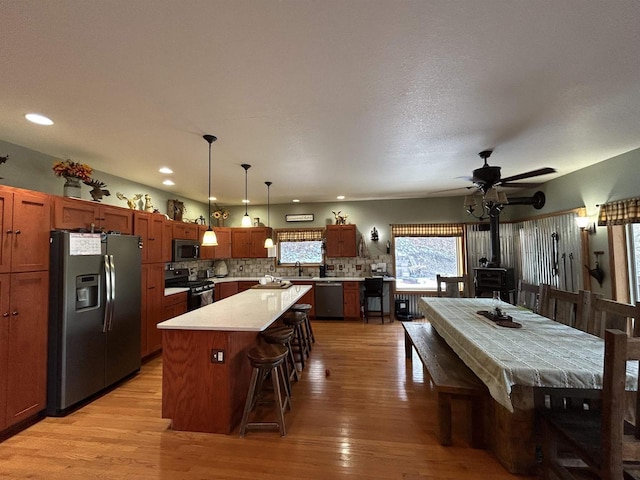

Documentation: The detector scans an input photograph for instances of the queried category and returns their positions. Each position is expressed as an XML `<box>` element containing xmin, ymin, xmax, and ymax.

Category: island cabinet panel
<box><xmin>231</xmin><ymin>228</ymin><xmax>272</xmax><ymax>258</ymax></box>
<box><xmin>0</xmin><ymin>188</ymin><xmax>51</xmax><ymax>273</ymax></box>
<box><xmin>173</xmin><ymin>223</ymin><xmax>199</xmax><ymax>241</ymax></box>
<box><xmin>215</xmin><ymin>282</ymin><xmax>238</xmax><ymax>301</ymax></box>
<box><xmin>343</xmin><ymin>281</ymin><xmax>361</xmax><ymax>318</ymax></box>
<box><xmin>325</xmin><ymin>225</ymin><xmax>357</xmax><ymax>257</ymax></box>
<box><xmin>162</xmin><ymin>329</ymin><xmax>257</xmax><ymax>434</ymax></box>
<box><xmin>134</xmin><ymin>211</ymin><xmax>165</xmax><ymax>264</ymax></box>
<box><xmin>53</xmin><ymin>197</ymin><xmax>133</xmax><ymax>234</ymax></box>
<box><xmin>292</xmin><ymin>281</ymin><xmax>316</xmax><ymax>317</ymax></box>
<box><xmin>141</xmin><ymin>263</ymin><xmax>164</xmax><ymax>358</ymax></box>
<box><xmin>2</xmin><ymin>271</ymin><xmax>48</xmax><ymax>429</ymax></box>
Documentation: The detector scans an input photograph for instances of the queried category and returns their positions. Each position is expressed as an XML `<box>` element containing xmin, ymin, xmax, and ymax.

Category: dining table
<box><xmin>418</xmin><ymin>297</ymin><xmax>638</xmax><ymax>474</ymax></box>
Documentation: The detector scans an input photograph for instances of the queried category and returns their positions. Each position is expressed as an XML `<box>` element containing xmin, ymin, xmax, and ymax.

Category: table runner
<box><xmin>419</xmin><ymin>297</ymin><xmax>638</xmax><ymax>412</ymax></box>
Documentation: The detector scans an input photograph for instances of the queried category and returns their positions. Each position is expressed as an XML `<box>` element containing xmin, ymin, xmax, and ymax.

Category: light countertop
<box><xmin>164</xmin><ymin>287</ymin><xmax>189</xmax><ymax>296</ymax></box>
<box><xmin>158</xmin><ymin>284</ymin><xmax>312</xmax><ymax>332</ymax></box>
<box><xmin>210</xmin><ymin>276</ymin><xmax>395</xmax><ymax>284</ymax></box>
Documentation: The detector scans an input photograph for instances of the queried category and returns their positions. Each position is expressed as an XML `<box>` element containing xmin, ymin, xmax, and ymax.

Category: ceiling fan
<box><xmin>471</xmin><ymin>149</ymin><xmax>556</xmax><ymax>193</ymax></box>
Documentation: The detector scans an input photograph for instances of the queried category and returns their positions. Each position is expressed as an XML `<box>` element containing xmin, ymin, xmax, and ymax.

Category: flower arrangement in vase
<box><xmin>52</xmin><ymin>159</ymin><xmax>93</xmax><ymax>198</ymax></box>
<box><xmin>212</xmin><ymin>204</ymin><xmax>230</xmax><ymax>226</ymax></box>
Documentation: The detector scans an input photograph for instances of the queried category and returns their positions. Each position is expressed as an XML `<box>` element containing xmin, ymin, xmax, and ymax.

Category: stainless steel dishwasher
<box><xmin>315</xmin><ymin>282</ymin><xmax>344</xmax><ymax>318</ymax></box>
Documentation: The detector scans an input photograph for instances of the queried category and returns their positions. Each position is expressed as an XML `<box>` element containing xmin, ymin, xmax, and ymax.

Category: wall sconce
<box><xmin>575</xmin><ymin>216</ymin><xmax>596</xmax><ymax>234</ymax></box>
<box><xmin>370</xmin><ymin>227</ymin><xmax>379</xmax><ymax>242</ymax></box>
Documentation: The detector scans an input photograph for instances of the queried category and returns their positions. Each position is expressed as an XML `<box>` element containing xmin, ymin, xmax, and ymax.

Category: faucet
<box><xmin>295</xmin><ymin>261</ymin><xmax>302</xmax><ymax>277</ymax></box>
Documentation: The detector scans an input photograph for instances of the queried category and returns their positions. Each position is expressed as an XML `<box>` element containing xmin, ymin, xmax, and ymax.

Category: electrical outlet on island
<box><xmin>356</xmin><ymin>264</ymin><xmax>362</xmax><ymax>271</ymax></box>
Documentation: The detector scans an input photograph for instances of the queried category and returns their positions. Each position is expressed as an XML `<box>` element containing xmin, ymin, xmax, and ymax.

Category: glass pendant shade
<box><xmin>202</xmin><ymin>228</ymin><xmax>218</xmax><ymax>246</ymax></box>
<box><xmin>241</xmin><ymin>164</ymin><xmax>252</xmax><ymax>227</ymax></box>
<box><xmin>264</xmin><ymin>181</ymin><xmax>273</xmax><ymax>248</ymax></box>
<box><xmin>202</xmin><ymin>134</ymin><xmax>218</xmax><ymax>246</ymax></box>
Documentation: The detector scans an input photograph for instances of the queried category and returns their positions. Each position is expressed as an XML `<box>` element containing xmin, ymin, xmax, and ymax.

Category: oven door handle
<box><xmin>190</xmin><ymin>289</ymin><xmax>214</xmax><ymax>296</ymax></box>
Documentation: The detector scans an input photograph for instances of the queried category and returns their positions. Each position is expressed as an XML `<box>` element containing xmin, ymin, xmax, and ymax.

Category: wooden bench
<box><xmin>403</xmin><ymin>322</ymin><xmax>487</xmax><ymax>448</ymax></box>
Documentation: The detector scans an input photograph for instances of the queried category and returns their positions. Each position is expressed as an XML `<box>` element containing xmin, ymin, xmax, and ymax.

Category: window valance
<box><xmin>391</xmin><ymin>223</ymin><xmax>465</xmax><ymax>237</ymax></box>
<box><xmin>275</xmin><ymin>228</ymin><xmax>324</xmax><ymax>242</ymax></box>
<box><xmin>597</xmin><ymin>197</ymin><xmax>640</xmax><ymax>226</ymax></box>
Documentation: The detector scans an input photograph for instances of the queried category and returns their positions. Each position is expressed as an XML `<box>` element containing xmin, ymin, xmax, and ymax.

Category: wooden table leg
<box><xmin>437</xmin><ymin>393</ymin><xmax>453</xmax><ymax>446</ymax></box>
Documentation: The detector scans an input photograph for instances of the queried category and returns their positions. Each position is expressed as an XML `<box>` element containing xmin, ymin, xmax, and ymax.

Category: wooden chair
<box><xmin>436</xmin><ymin>275</ymin><xmax>468</xmax><ymax>298</ymax></box>
<box><xmin>516</xmin><ymin>280</ymin><xmax>541</xmax><ymax>312</ymax></box>
<box><xmin>539</xmin><ymin>285</ymin><xmax>585</xmax><ymax>327</ymax></box>
<box><xmin>580</xmin><ymin>291</ymin><xmax>640</xmax><ymax>338</ymax></box>
<box><xmin>363</xmin><ymin>277</ymin><xmax>385</xmax><ymax>323</ymax></box>
<box><xmin>541</xmin><ymin>329</ymin><xmax>640</xmax><ymax>479</ymax></box>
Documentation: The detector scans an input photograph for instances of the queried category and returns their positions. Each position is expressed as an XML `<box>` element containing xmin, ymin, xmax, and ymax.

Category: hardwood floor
<box><xmin>0</xmin><ymin>320</ymin><xmax>537</xmax><ymax>479</ymax></box>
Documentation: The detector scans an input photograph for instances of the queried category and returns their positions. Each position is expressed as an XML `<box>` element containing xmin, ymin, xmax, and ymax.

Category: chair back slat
<box><xmin>516</xmin><ymin>280</ymin><xmax>541</xmax><ymax>312</ymax></box>
<box><xmin>582</xmin><ymin>293</ymin><xmax>640</xmax><ymax>338</ymax></box>
<box><xmin>436</xmin><ymin>275</ymin><xmax>468</xmax><ymax>298</ymax></box>
<box><xmin>539</xmin><ymin>285</ymin><xmax>584</xmax><ymax>328</ymax></box>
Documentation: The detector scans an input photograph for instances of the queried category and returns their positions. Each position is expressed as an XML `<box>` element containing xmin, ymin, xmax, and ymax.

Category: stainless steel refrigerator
<box><xmin>47</xmin><ymin>231</ymin><xmax>142</xmax><ymax>416</ymax></box>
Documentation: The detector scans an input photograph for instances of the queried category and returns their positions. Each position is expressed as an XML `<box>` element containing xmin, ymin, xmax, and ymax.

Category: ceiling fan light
<box><xmin>498</xmin><ymin>192</ymin><xmax>508</xmax><ymax>204</ymax></box>
<box><xmin>202</xmin><ymin>228</ymin><xmax>218</xmax><ymax>246</ymax></box>
<box><xmin>463</xmin><ymin>195</ymin><xmax>477</xmax><ymax>207</ymax></box>
<box><xmin>484</xmin><ymin>188</ymin><xmax>500</xmax><ymax>203</ymax></box>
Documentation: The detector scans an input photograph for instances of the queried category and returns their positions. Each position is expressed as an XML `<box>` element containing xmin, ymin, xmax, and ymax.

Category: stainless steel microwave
<box><xmin>172</xmin><ymin>239</ymin><xmax>200</xmax><ymax>262</ymax></box>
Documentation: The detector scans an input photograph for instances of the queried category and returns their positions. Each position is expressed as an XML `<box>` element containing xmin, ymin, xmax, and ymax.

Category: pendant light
<box><xmin>201</xmin><ymin>134</ymin><xmax>218</xmax><ymax>246</ymax></box>
<box><xmin>241</xmin><ymin>163</ymin><xmax>252</xmax><ymax>227</ymax></box>
<box><xmin>264</xmin><ymin>181</ymin><xmax>273</xmax><ymax>248</ymax></box>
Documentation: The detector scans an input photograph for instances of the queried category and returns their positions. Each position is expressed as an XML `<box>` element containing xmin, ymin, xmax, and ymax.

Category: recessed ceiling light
<box><xmin>159</xmin><ymin>167</ymin><xmax>173</xmax><ymax>174</ymax></box>
<box><xmin>25</xmin><ymin>113</ymin><xmax>54</xmax><ymax>125</ymax></box>
<box><xmin>292</xmin><ymin>199</ymin><xmax>300</xmax><ymax>203</ymax></box>
<box><xmin>242</xmin><ymin>199</ymin><xmax>250</xmax><ymax>204</ymax></box>
<box><xmin>163</xmin><ymin>179</ymin><xmax>175</xmax><ymax>186</ymax></box>
<box><xmin>337</xmin><ymin>195</ymin><xmax>345</xmax><ymax>200</ymax></box>
<box><xmin>208</xmin><ymin>196</ymin><xmax>217</xmax><ymax>201</ymax></box>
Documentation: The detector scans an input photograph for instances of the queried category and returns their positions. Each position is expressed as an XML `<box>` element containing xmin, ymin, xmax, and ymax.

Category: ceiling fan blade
<box><xmin>429</xmin><ymin>185</ymin><xmax>475</xmax><ymax>194</ymax></box>
<box><xmin>499</xmin><ymin>167</ymin><xmax>556</xmax><ymax>184</ymax></box>
<box><xmin>499</xmin><ymin>182</ymin><xmax>542</xmax><ymax>189</ymax></box>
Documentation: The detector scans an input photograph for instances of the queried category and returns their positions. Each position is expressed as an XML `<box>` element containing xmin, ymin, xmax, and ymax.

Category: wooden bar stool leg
<box><xmin>271</xmin><ymin>364</ymin><xmax>287</xmax><ymax>436</ymax></box>
<box><xmin>239</xmin><ymin>368</ymin><xmax>260</xmax><ymax>437</ymax></box>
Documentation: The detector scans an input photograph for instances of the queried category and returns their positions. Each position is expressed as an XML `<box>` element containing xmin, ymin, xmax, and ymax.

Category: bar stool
<box><xmin>291</xmin><ymin>303</ymin><xmax>315</xmax><ymax>349</ymax></box>
<box><xmin>363</xmin><ymin>277</ymin><xmax>385</xmax><ymax>324</ymax></box>
<box><xmin>283</xmin><ymin>311</ymin><xmax>309</xmax><ymax>370</ymax></box>
<box><xmin>261</xmin><ymin>326</ymin><xmax>298</xmax><ymax>397</ymax></box>
<box><xmin>239</xmin><ymin>343</ymin><xmax>290</xmax><ymax>437</ymax></box>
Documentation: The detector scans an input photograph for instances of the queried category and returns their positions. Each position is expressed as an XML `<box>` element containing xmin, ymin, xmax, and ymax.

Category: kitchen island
<box><xmin>158</xmin><ymin>284</ymin><xmax>311</xmax><ymax>434</ymax></box>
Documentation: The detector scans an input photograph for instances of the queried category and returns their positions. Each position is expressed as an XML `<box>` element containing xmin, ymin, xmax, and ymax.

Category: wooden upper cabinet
<box><xmin>162</xmin><ymin>220</ymin><xmax>173</xmax><ymax>262</ymax></box>
<box><xmin>198</xmin><ymin>225</ymin><xmax>214</xmax><ymax>260</ymax></box>
<box><xmin>0</xmin><ymin>187</ymin><xmax>51</xmax><ymax>273</ymax></box>
<box><xmin>53</xmin><ymin>197</ymin><xmax>133</xmax><ymax>234</ymax></box>
<box><xmin>325</xmin><ymin>225</ymin><xmax>358</xmax><ymax>257</ymax></box>
<box><xmin>231</xmin><ymin>229</ymin><xmax>251</xmax><ymax>258</ymax></box>
<box><xmin>0</xmin><ymin>274</ymin><xmax>9</xmax><ymax>431</ymax></box>
<box><xmin>134</xmin><ymin>211</ymin><xmax>164</xmax><ymax>264</ymax></box>
<box><xmin>213</xmin><ymin>227</ymin><xmax>232</xmax><ymax>259</ymax></box>
<box><xmin>231</xmin><ymin>227</ymin><xmax>271</xmax><ymax>258</ymax></box>
<box><xmin>173</xmin><ymin>222</ymin><xmax>199</xmax><ymax>241</ymax></box>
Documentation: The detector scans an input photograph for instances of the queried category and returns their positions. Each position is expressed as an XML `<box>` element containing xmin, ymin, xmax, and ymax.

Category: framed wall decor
<box><xmin>285</xmin><ymin>214</ymin><xmax>314</xmax><ymax>222</ymax></box>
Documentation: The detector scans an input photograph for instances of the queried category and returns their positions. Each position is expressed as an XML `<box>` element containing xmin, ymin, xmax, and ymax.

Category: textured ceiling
<box><xmin>1</xmin><ymin>0</ymin><xmax>639</xmax><ymax>206</ymax></box>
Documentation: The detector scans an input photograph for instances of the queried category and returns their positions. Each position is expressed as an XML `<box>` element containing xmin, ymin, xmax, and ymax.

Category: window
<box><xmin>276</xmin><ymin>228</ymin><xmax>324</xmax><ymax>265</ymax></box>
<box><xmin>392</xmin><ymin>224</ymin><xmax>465</xmax><ymax>291</ymax></box>
<box><xmin>628</xmin><ymin>223</ymin><xmax>640</xmax><ymax>302</ymax></box>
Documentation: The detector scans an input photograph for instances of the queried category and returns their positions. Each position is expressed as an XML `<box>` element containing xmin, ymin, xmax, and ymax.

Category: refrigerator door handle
<box><xmin>103</xmin><ymin>254</ymin><xmax>112</xmax><ymax>333</ymax></box>
<box><xmin>108</xmin><ymin>254</ymin><xmax>116</xmax><ymax>331</ymax></box>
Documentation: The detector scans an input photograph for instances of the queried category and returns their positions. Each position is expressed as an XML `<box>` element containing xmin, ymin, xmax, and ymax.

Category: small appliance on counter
<box><xmin>371</xmin><ymin>263</ymin><xmax>387</xmax><ymax>276</ymax></box>
<box><xmin>213</xmin><ymin>259</ymin><xmax>229</xmax><ymax>277</ymax></box>
<box><xmin>319</xmin><ymin>264</ymin><xmax>327</xmax><ymax>278</ymax></box>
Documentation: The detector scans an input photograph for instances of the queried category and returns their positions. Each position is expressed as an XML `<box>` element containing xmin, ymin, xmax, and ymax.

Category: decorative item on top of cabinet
<box><xmin>213</xmin><ymin>204</ymin><xmax>230</xmax><ymax>226</ymax></box>
<box><xmin>116</xmin><ymin>192</ymin><xmax>143</xmax><ymax>210</ymax></box>
<box><xmin>332</xmin><ymin>210</ymin><xmax>348</xmax><ymax>225</ymax></box>
<box><xmin>52</xmin><ymin>160</ymin><xmax>93</xmax><ymax>198</ymax></box>
<box><xmin>168</xmin><ymin>199</ymin><xmax>185</xmax><ymax>221</ymax></box>
<box><xmin>144</xmin><ymin>194</ymin><xmax>154</xmax><ymax>212</ymax></box>
<box><xmin>0</xmin><ymin>187</ymin><xmax>51</xmax><ymax>274</ymax></box>
<box><xmin>0</xmin><ymin>154</ymin><xmax>8</xmax><ymax>179</ymax></box>
<box><xmin>325</xmin><ymin>224</ymin><xmax>358</xmax><ymax>258</ymax></box>
<box><xmin>83</xmin><ymin>179</ymin><xmax>110</xmax><ymax>202</ymax></box>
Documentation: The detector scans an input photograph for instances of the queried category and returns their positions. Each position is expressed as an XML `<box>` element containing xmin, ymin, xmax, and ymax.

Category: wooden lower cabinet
<box><xmin>215</xmin><ymin>282</ymin><xmax>238</xmax><ymax>301</ymax></box>
<box><xmin>141</xmin><ymin>263</ymin><xmax>164</xmax><ymax>357</ymax></box>
<box><xmin>238</xmin><ymin>281</ymin><xmax>257</xmax><ymax>293</ymax></box>
<box><xmin>162</xmin><ymin>292</ymin><xmax>187</xmax><ymax>323</ymax></box>
<box><xmin>343</xmin><ymin>281</ymin><xmax>361</xmax><ymax>319</ymax></box>
<box><xmin>0</xmin><ymin>271</ymin><xmax>48</xmax><ymax>431</ymax></box>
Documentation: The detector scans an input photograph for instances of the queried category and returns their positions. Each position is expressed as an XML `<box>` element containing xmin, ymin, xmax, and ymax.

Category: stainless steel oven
<box><xmin>165</xmin><ymin>268</ymin><xmax>214</xmax><ymax>311</ymax></box>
